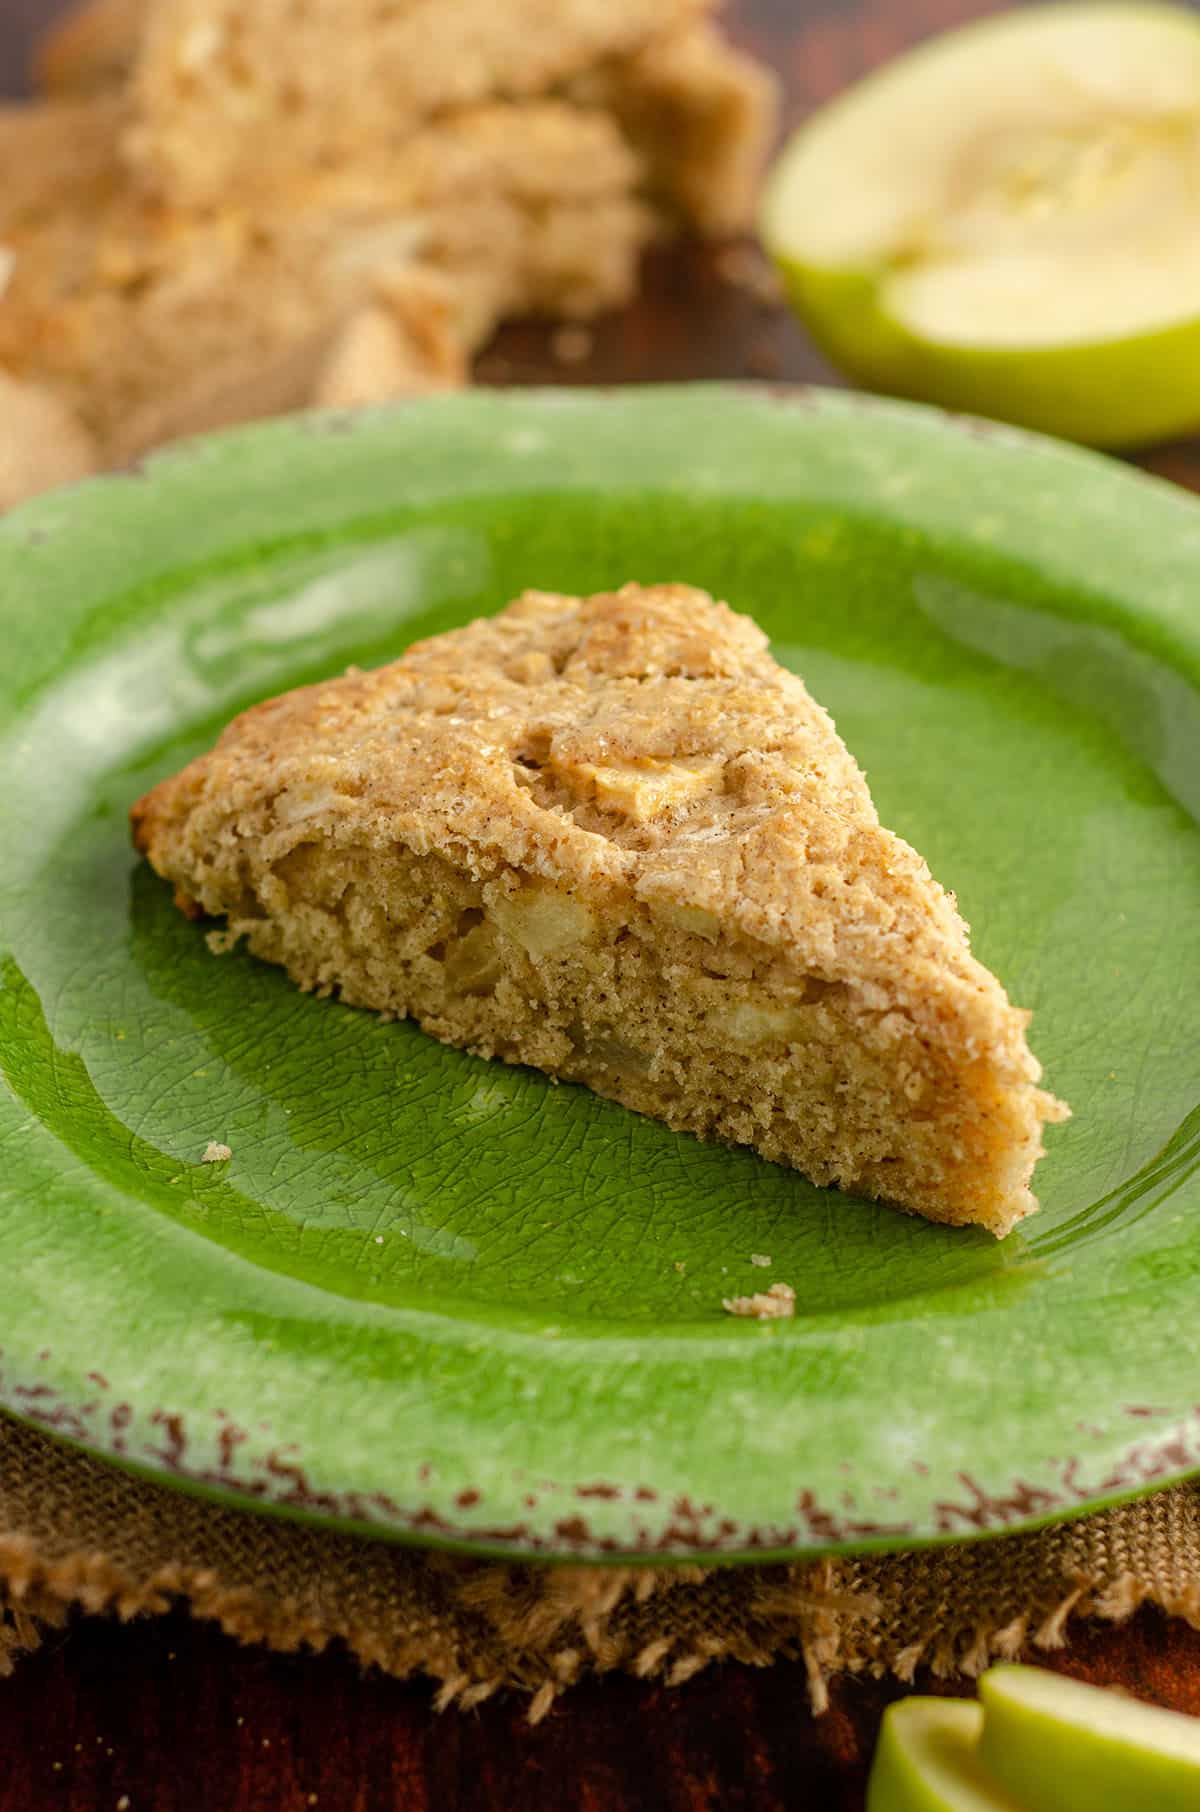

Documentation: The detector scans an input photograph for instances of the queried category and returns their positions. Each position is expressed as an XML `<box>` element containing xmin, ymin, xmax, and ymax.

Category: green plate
<box><xmin>2</xmin><ymin>387</ymin><xmax>1199</xmax><ymax>1561</ymax></box>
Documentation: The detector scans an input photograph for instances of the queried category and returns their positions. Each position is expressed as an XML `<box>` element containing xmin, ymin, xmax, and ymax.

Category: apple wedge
<box><xmin>977</xmin><ymin>1664</ymin><xmax>1200</xmax><ymax>1812</ymax></box>
<box><xmin>866</xmin><ymin>1699</ymin><xmax>1025</xmax><ymax>1812</ymax></box>
<box><xmin>761</xmin><ymin>3</ymin><xmax>1200</xmax><ymax>448</ymax></box>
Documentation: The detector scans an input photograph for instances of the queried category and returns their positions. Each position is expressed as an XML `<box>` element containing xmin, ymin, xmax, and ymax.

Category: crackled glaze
<box><xmin>0</xmin><ymin>387</ymin><xmax>1198</xmax><ymax>1558</ymax></box>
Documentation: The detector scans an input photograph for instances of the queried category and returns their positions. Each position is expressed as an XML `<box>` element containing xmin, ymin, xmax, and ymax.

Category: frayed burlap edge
<box><xmin>3</xmin><ymin>1415</ymin><xmax>1200</xmax><ymax>1719</ymax></box>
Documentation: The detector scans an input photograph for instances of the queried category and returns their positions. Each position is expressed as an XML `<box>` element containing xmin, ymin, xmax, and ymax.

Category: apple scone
<box><xmin>131</xmin><ymin>584</ymin><xmax>1067</xmax><ymax>1235</ymax></box>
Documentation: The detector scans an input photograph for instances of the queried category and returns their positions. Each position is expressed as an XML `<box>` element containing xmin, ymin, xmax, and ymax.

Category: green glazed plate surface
<box><xmin>2</xmin><ymin>387</ymin><xmax>1199</xmax><ymax>1560</ymax></box>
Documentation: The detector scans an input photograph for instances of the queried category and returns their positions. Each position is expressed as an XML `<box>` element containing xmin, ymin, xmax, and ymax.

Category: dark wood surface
<box><xmin>1</xmin><ymin>1604</ymin><xmax>1198</xmax><ymax>1812</ymax></box>
<box><xmin>3</xmin><ymin>3</ymin><xmax>1200</xmax><ymax>1809</ymax></box>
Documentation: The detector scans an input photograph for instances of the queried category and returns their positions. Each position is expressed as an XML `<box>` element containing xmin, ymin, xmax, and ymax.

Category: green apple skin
<box><xmin>977</xmin><ymin>1664</ymin><xmax>1200</xmax><ymax>1812</ymax></box>
<box><xmin>771</xmin><ymin>252</ymin><xmax>1200</xmax><ymax>452</ymax></box>
<box><xmin>866</xmin><ymin>1698</ymin><xmax>1026</xmax><ymax>1812</ymax></box>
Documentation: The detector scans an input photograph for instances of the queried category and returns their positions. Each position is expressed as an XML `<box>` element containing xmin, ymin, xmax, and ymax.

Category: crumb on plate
<box><xmin>551</xmin><ymin>324</ymin><xmax>594</xmax><ymax>364</ymax></box>
<box><xmin>723</xmin><ymin>1281</ymin><xmax>795</xmax><ymax>1320</ymax></box>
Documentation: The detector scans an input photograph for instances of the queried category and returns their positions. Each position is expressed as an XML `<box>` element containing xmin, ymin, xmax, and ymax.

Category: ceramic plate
<box><xmin>2</xmin><ymin>387</ymin><xmax>1199</xmax><ymax>1560</ymax></box>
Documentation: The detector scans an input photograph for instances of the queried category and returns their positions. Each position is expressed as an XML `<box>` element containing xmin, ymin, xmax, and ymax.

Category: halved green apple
<box><xmin>977</xmin><ymin>1663</ymin><xmax>1200</xmax><ymax>1812</ymax></box>
<box><xmin>761</xmin><ymin>3</ymin><xmax>1200</xmax><ymax>448</ymax></box>
<box><xmin>866</xmin><ymin>1699</ymin><xmax>1025</xmax><ymax>1812</ymax></box>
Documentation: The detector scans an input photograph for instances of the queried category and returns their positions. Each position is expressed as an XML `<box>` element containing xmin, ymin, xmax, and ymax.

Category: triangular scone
<box><xmin>132</xmin><ymin>584</ymin><xmax>1068</xmax><ymax>1235</ymax></box>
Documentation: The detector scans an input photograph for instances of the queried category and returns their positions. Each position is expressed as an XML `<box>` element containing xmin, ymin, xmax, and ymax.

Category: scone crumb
<box><xmin>551</xmin><ymin>324</ymin><xmax>594</xmax><ymax>365</ymax></box>
<box><xmin>750</xmin><ymin>1253</ymin><xmax>772</xmax><ymax>1268</ymax></box>
<box><xmin>723</xmin><ymin>1281</ymin><xmax>795</xmax><ymax>1320</ymax></box>
<box><xmin>714</xmin><ymin>243</ymin><xmax>784</xmax><ymax>305</ymax></box>
<box><xmin>202</xmin><ymin>1141</ymin><xmax>232</xmax><ymax>1163</ymax></box>
<box><xmin>744</xmin><ymin>337</ymin><xmax>782</xmax><ymax>379</ymax></box>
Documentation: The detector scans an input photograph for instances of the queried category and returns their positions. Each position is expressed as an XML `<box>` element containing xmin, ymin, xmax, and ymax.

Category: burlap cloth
<box><xmin>4</xmin><ymin>1415</ymin><xmax>1200</xmax><ymax>1717</ymax></box>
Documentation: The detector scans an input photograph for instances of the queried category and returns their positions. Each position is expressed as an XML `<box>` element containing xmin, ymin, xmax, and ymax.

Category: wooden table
<box><xmin>2</xmin><ymin>3</ymin><xmax>1199</xmax><ymax>1808</ymax></box>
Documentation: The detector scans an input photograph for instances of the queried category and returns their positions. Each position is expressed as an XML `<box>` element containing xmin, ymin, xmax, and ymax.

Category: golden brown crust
<box><xmin>133</xmin><ymin>585</ymin><xmax>1067</xmax><ymax>1237</ymax></box>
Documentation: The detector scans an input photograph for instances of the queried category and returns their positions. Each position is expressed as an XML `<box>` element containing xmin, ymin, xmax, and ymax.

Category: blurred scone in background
<box><xmin>0</xmin><ymin>0</ymin><xmax>778</xmax><ymax>508</ymax></box>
